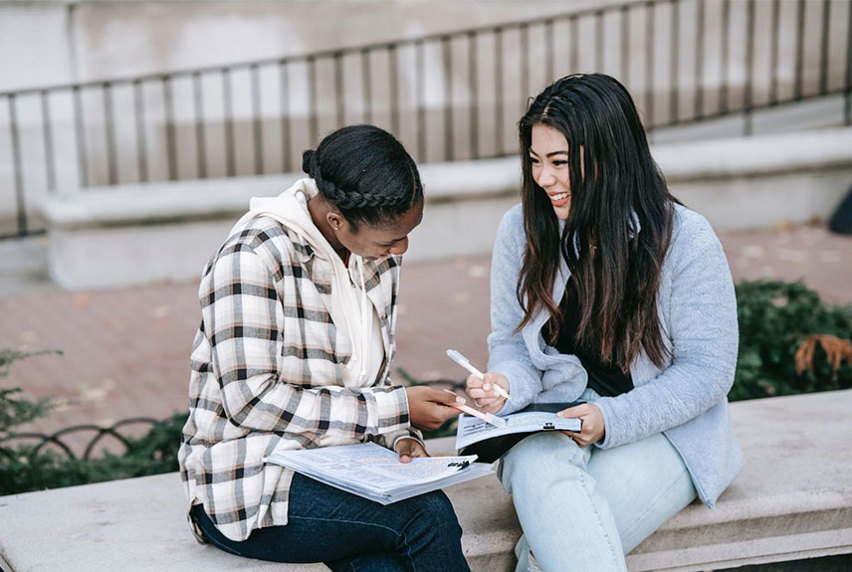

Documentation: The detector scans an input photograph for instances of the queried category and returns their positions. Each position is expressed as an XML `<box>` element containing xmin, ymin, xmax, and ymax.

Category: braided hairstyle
<box><xmin>302</xmin><ymin>125</ymin><xmax>423</xmax><ymax>229</ymax></box>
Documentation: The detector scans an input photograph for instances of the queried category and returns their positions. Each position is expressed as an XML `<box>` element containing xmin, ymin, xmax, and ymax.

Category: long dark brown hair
<box><xmin>517</xmin><ymin>74</ymin><xmax>677</xmax><ymax>370</ymax></box>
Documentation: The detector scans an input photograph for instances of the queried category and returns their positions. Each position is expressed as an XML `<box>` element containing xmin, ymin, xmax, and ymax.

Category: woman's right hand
<box><xmin>465</xmin><ymin>372</ymin><xmax>509</xmax><ymax>413</ymax></box>
<box><xmin>404</xmin><ymin>386</ymin><xmax>465</xmax><ymax>431</ymax></box>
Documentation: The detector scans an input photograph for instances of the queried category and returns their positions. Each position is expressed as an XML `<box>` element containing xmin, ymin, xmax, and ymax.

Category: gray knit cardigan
<box><xmin>487</xmin><ymin>203</ymin><xmax>743</xmax><ymax>508</ymax></box>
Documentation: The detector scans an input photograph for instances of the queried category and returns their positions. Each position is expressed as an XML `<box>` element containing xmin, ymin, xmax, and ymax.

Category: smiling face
<box><xmin>328</xmin><ymin>199</ymin><xmax>424</xmax><ymax>260</ymax></box>
<box><xmin>530</xmin><ymin>123</ymin><xmax>574</xmax><ymax>221</ymax></box>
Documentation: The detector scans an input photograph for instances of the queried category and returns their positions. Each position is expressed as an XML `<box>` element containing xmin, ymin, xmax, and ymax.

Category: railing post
<box><xmin>279</xmin><ymin>60</ymin><xmax>292</xmax><ymax>172</ymax></box>
<box><xmin>744</xmin><ymin>0</ymin><xmax>755</xmax><ymax>136</ymax></box>
<box><xmin>520</xmin><ymin>23</ymin><xmax>529</xmax><ymax>113</ymax></box>
<box><xmin>545</xmin><ymin>18</ymin><xmax>554</xmax><ymax>84</ymax></box>
<box><xmin>442</xmin><ymin>36</ymin><xmax>453</xmax><ymax>162</ymax></box>
<box><xmin>794</xmin><ymin>0</ymin><xmax>805</xmax><ymax>101</ymax></box>
<box><xmin>693</xmin><ymin>0</ymin><xmax>704</xmax><ymax>121</ymax></box>
<box><xmin>334</xmin><ymin>51</ymin><xmax>344</xmax><ymax>130</ymax></box>
<box><xmin>389</xmin><ymin>44</ymin><xmax>400</xmax><ymax>138</ymax></box>
<box><xmin>670</xmin><ymin>0</ymin><xmax>680</xmax><ymax>125</ymax></box>
<box><xmin>416</xmin><ymin>39</ymin><xmax>426</xmax><ymax>162</ymax></box>
<box><xmin>645</xmin><ymin>1</ymin><xmax>656</xmax><ymax>130</ymax></box>
<box><xmin>621</xmin><ymin>5</ymin><xmax>631</xmax><ymax>85</ymax></box>
<box><xmin>494</xmin><ymin>27</ymin><xmax>503</xmax><ymax>157</ymax></box>
<box><xmin>468</xmin><ymin>31</ymin><xmax>479</xmax><ymax>160</ymax></box>
<box><xmin>307</xmin><ymin>55</ymin><xmax>318</xmax><ymax>147</ymax></box>
<box><xmin>40</xmin><ymin>90</ymin><xmax>57</xmax><ymax>194</ymax></box>
<box><xmin>102</xmin><ymin>82</ymin><xmax>118</xmax><ymax>185</ymax></box>
<box><xmin>133</xmin><ymin>79</ymin><xmax>148</xmax><ymax>184</ymax></box>
<box><xmin>595</xmin><ymin>9</ymin><xmax>604</xmax><ymax>73</ymax></box>
<box><xmin>361</xmin><ymin>48</ymin><xmax>372</xmax><ymax>126</ymax></box>
<box><xmin>72</xmin><ymin>85</ymin><xmax>88</xmax><ymax>189</ymax></box>
<box><xmin>570</xmin><ymin>15</ymin><xmax>579</xmax><ymax>72</ymax></box>
<box><xmin>223</xmin><ymin>67</ymin><xmax>236</xmax><ymax>177</ymax></box>
<box><xmin>819</xmin><ymin>0</ymin><xmax>830</xmax><ymax>95</ymax></box>
<box><xmin>251</xmin><ymin>63</ymin><xmax>264</xmax><ymax>176</ymax></box>
<box><xmin>162</xmin><ymin>76</ymin><xmax>177</xmax><ymax>181</ymax></box>
<box><xmin>719</xmin><ymin>0</ymin><xmax>731</xmax><ymax>115</ymax></box>
<box><xmin>192</xmin><ymin>71</ymin><xmax>208</xmax><ymax>180</ymax></box>
<box><xmin>8</xmin><ymin>94</ymin><xmax>27</xmax><ymax>237</ymax></box>
<box><xmin>768</xmin><ymin>0</ymin><xmax>780</xmax><ymax>106</ymax></box>
<box><xmin>846</xmin><ymin>0</ymin><xmax>852</xmax><ymax>125</ymax></box>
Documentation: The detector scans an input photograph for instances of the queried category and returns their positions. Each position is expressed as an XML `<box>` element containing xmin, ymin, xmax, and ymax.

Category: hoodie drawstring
<box><xmin>356</xmin><ymin>257</ymin><xmax>370</xmax><ymax>384</ymax></box>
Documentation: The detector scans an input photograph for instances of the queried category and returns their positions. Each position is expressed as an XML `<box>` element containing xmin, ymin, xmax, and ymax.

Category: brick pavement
<box><xmin>1</xmin><ymin>223</ymin><xmax>850</xmax><ymax>449</ymax></box>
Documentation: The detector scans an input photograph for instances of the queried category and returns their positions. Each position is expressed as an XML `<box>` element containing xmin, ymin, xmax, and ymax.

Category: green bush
<box><xmin>1</xmin><ymin>349</ymin><xmax>186</xmax><ymax>495</ymax></box>
<box><xmin>0</xmin><ymin>412</ymin><xmax>186</xmax><ymax>496</ymax></box>
<box><xmin>730</xmin><ymin>280</ymin><xmax>852</xmax><ymax>401</ymax></box>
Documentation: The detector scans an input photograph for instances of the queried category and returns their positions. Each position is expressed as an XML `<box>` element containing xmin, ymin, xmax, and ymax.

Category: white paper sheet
<box><xmin>266</xmin><ymin>442</ymin><xmax>493</xmax><ymax>504</ymax></box>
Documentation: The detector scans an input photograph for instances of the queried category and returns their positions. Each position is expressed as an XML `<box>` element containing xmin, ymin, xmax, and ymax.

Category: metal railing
<box><xmin>0</xmin><ymin>416</ymin><xmax>163</xmax><ymax>460</ymax></box>
<box><xmin>1</xmin><ymin>0</ymin><xmax>851</xmax><ymax>239</ymax></box>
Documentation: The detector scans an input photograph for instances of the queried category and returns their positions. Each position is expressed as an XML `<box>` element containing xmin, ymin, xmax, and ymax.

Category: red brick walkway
<box><xmin>2</xmin><ymin>223</ymin><xmax>850</xmax><ymax>443</ymax></box>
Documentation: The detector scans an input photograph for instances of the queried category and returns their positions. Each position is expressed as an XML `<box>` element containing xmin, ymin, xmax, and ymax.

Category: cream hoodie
<box><xmin>229</xmin><ymin>178</ymin><xmax>385</xmax><ymax>388</ymax></box>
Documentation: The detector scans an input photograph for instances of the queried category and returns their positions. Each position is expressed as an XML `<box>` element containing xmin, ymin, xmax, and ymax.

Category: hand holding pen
<box><xmin>446</xmin><ymin>349</ymin><xmax>511</xmax><ymax>414</ymax></box>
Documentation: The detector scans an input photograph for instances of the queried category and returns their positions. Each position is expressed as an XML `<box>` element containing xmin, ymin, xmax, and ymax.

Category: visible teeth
<box><xmin>550</xmin><ymin>192</ymin><xmax>569</xmax><ymax>201</ymax></box>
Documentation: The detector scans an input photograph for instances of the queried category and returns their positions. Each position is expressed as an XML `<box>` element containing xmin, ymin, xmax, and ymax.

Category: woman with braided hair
<box><xmin>466</xmin><ymin>74</ymin><xmax>742</xmax><ymax>571</ymax></box>
<box><xmin>179</xmin><ymin>125</ymin><xmax>470</xmax><ymax>571</ymax></box>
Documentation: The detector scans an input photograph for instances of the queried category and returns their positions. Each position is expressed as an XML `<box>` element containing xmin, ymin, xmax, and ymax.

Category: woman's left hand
<box><xmin>557</xmin><ymin>403</ymin><xmax>606</xmax><ymax>447</ymax></box>
<box><xmin>394</xmin><ymin>437</ymin><xmax>429</xmax><ymax>463</ymax></box>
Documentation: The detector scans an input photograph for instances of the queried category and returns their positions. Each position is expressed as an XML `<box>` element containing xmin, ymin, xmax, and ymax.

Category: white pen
<box><xmin>446</xmin><ymin>349</ymin><xmax>511</xmax><ymax>400</ymax></box>
<box><xmin>442</xmin><ymin>389</ymin><xmax>507</xmax><ymax>427</ymax></box>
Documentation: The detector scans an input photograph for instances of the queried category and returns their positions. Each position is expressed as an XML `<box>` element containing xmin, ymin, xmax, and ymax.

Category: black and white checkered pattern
<box><xmin>179</xmin><ymin>215</ymin><xmax>416</xmax><ymax>541</ymax></box>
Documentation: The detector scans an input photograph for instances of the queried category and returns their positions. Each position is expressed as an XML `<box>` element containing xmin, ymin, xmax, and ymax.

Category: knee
<box><xmin>500</xmin><ymin>432</ymin><xmax>581</xmax><ymax>491</ymax></box>
<box><xmin>408</xmin><ymin>491</ymin><xmax>463</xmax><ymax>540</ymax></box>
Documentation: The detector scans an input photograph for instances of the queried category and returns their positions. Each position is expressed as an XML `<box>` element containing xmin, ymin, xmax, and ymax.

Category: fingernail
<box><xmin>456</xmin><ymin>396</ymin><xmax>466</xmax><ymax>404</ymax></box>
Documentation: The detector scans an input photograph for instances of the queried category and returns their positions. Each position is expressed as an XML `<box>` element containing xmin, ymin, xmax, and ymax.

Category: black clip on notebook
<box><xmin>457</xmin><ymin>401</ymin><xmax>585</xmax><ymax>464</ymax></box>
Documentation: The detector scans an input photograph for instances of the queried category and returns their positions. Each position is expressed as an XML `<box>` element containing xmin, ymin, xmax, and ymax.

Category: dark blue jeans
<box><xmin>191</xmin><ymin>473</ymin><xmax>470</xmax><ymax>572</ymax></box>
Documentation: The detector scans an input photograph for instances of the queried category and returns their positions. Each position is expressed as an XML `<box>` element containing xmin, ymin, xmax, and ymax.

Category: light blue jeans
<box><xmin>499</xmin><ymin>389</ymin><xmax>697</xmax><ymax>572</ymax></box>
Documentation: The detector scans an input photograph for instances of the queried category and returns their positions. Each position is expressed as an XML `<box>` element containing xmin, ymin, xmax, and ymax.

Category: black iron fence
<box><xmin>1</xmin><ymin>0</ymin><xmax>851</xmax><ymax>238</ymax></box>
<box><xmin>1</xmin><ymin>416</ymin><xmax>163</xmax><ymax>460</ymax></box>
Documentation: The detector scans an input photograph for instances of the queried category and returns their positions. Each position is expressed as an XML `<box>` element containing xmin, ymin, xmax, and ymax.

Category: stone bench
<box><xmin>2</xmin><ymin>389</ymin><xmax>851</xmax><ymax>571</ymax></box>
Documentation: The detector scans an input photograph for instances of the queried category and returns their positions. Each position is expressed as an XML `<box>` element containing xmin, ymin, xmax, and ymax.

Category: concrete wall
<box><xmin>41</xmin><ymin>127</ymin><xmax>852</xmax><ymax>290</ymax></box>
<box><xmin>1</xmin><ymin>0</ymin><xmax>620</xmax><ymax>91</ymax></box>
<box><xmin>4</xmin><ymin>0</ymin><xmax>847</xmax><ymax>92</ymax></box>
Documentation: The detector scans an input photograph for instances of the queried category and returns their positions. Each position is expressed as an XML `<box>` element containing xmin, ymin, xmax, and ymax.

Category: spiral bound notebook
<box><xmin>266</xmin><ymin>442</ymin><xmax>494</xmax><ymax>505</ymax></box>
<box><xmin>456</xmin><ymin>402</ymin><xmax>583</xmax><ymax>463</ymax></box>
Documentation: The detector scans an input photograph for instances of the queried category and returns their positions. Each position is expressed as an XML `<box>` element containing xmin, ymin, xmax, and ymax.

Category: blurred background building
<box><xmin>1</xmin><ymin>0</ymin><xmax>850</xmax><ymax>281</ymax></box>
<box><xmin>0</xmin><ymin>0</ymin><xmax>850</xmax><ymax>443</ymax></box>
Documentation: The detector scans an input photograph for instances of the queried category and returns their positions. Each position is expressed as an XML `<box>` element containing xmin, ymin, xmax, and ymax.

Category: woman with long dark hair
<box><xmin>467</xmin><ymin>74</ymin><xmax>742</xmax><ymax>571</ymax></box>
<box><xmin>179</xmin><ymin>125</ymin><xmax>469</xmax><ymax>571</ymax></box>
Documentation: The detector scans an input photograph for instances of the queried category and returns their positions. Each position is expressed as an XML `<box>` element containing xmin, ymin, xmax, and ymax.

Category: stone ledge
<box><xmin>654</xmin><ymin>126</ymin><xmax>852</xmax><ymax>180</ymax></box>
<box><xmin>39</xmin><ymin>127</ymin><xmax>852</xmax><ymax>290</ymax></box>
<box><xmin>41</xmin><ymin>127</ymin><xmax>852</xmax><ymax>231</ymax></box>
<box><xmin>41</xmin><ymin>158</ymin><xmax>522</xmax><ymax>231</ymax></box>
<box><xmin>1</xmin><ymin>390</ymin><xmax>851</xmax><ymax>572</ymax></box>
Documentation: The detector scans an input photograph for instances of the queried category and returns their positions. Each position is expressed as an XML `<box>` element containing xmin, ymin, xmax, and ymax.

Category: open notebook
<box><xmin>456</xmin><ymin>402</ymin><xmax>583</xmax><ymax>463</ymax></box>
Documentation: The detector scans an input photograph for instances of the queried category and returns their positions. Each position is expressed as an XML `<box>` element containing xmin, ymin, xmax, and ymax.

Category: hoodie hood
<box><xmin>231</xmin><ymin>178</ymin><xmax>332</xmax><ymax>260</ymax></box>
<box><xmin>231</xmin><ymin>178</ymin><xmax>385</xmax><ymax>388</ymax></box>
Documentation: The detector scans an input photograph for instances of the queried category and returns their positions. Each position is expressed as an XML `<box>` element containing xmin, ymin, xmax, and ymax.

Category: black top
<box><xmin>548</xmin><ymin>278</ymin><xmax>634</xmax><ymax>398</ymax></box>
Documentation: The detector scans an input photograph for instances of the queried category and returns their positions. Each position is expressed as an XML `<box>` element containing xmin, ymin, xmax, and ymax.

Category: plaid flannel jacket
<box><xmin>178</xmin><ymin>215</ymin><xmax>416</xmax><ymax>541</ymax></box>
